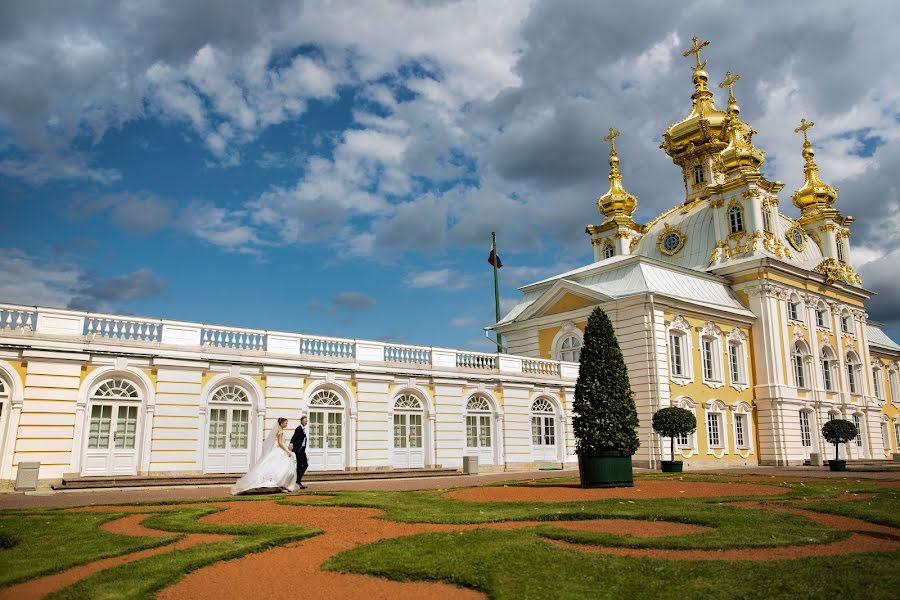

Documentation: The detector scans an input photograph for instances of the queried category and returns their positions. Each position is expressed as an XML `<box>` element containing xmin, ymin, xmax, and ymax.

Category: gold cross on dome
<box><xmin>794</xmin><ymin>118</ymin><xmax>815</xmax><ymax>144</ymax></box>
<box><xmin>718</xmin><ymin>71</ymin><xmax>740</xmax><ymax>98</ymax></box>
<box><xmin>603</xmin><ymin>127</ymin><xmax>620</xmax><ymax>152</ymax></box>
<box><xmin>683</xmin><ymin>35</ymin><xmax>710</xmax><ymax>69</ymax></box>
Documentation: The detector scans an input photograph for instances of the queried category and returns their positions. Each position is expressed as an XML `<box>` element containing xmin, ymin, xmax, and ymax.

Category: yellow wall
<box><xmin>538</xmin><ymin>321</ymin><xmax>587</xmax><ymax>358</ymax></box>
<box><xmin>544</xmin><ymin>294</ymin><xmax>596</xmax><ymax>317</ymax></box>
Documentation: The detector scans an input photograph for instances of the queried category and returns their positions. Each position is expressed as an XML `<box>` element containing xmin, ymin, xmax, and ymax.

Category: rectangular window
<box><xmin>823</xmin><ymin>359</ymin><xmax>833</xmax><ymax>391</ymax></box>
<box><xmin>873</xmin><ymin>370</ymin><xmax>882</xmax><ymax>399</ymax></box>
<box><xmin>544</xmin><ymin>417</ymin><xmax>556</xmax><ymax>446</ymax></box>
<box><xmin>230</xmin><ymin>409</ymin><xmax>249</xmax><ymax>449</ymax></box>
<box><xmin>763</xmin><ymin>208</ymin><xmax>772</xmax><ymax>233</ymax></box>
<box><xmin>327</xmin><ymin>412</ymin><xmax>343</xmax><ymax>449</ymax></box>
<box><xmin>788</xmin><ymin>300</ymin><xmax>799</xmax><ymax>322</ymax></box>
<box><xmin>308</xmin><ymin>412</ymin><xmax>324</xmax><ymax>449</ymax></box>
<box><xmin>702</xmin><ymin>338</ymin><xmax>714</xmax><ymax>381</ymax></box>
<box><xmin>694</xmin><ymin>164</ymin><xmax>704</xmax><ymax>184</ymax></box>
<box><xmin>853</xmin><ymin>414</ymin><xmax>863</xmax><ymax>447</ymax></box>
<box><xmin>676</xmin><ymin>431</ymin><xmax>689</xmax><ymax>447</ymax></box>
<box><xmin>847</xmin><ymin>365</ymin><xmax>858</xmax><ymax>394</ymax></box>
<box><xmin>799</xmin><ymin>411</ymin><xmax>812</xmax><ymax>448</ymax></box>
<box><xmin>479</xmin><ymin>415</ymin><xmax>492</xmax><ymax>447</ymax></box>
<box><xmin>895</xmin><ymin>423</ymin><xmax>900</xmax><ymax>450</ymax></box>
<box><xmin>794</xmin><ymin>354</ymin><xmax>806</xmax><ymax>388</ymax></box>
<box><xmin>841</xmin><ymin>315</ymin><xmax>851</xmax><ymax>333</ymax></box>
<box><xmin>882</xmin><ymin>422</ymin><xmax>891</xmax><ymax>451</ymax></box>
<box><xmin>707</xmin><ymin>412</ymin><xmax>721</xmax><ymax>448</ymax></box>
<box><xmin>531</xmin><ymin>416</ymin><xmax>542</xmax><ymax>446</ymax></box>
<box><xmin>735</xmin><ymin>414</ymin><xmax>747</xmax><ymax>448</ymax></box>
<box><xmin>816</xmin><ymin>308</ymin><xmax>826</xmax><ymax>328</ymax></box>
<box><xmin>669</xmin><ymin>333</ymin><xmax>683</xmax><ymax>377</ymax></box>
<box><xmin>394</xmin><ymin>414</ymin><xmax>407</xmax><ymax>449</ymax></box>
<box><xmin>466</xmin><ymin>415</ymin><xmax>478</xmax><ymax>448</ymax></box>
<box><xmin>208</xmin><ymin>408</ymin><xmax>227</xmax><ymax>449</ymax></box>
<box><xmin>890</xmin><ymin>371</ymin><xmax>900</xmax><ymax>403</ymax></box>
<box><xmin>88</xmin><ymin>405</ymin><xmax>113</xmax><ymax>449</ymax></box>
<box><xmin>408</xmin><ymin>414</ymin><xmax>423</xmax><ymax>449</ymax></box>
<box><xmin>729</xmin><ymin>344</ymin><xmax>743</xmax><ymax>384</ymax></box>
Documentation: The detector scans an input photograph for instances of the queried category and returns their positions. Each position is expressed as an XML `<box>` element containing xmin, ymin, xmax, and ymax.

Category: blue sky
<box><xmin>1</xmin><ymin>1</ymin><xmax>899</xmax><ymax>349</ymax></box>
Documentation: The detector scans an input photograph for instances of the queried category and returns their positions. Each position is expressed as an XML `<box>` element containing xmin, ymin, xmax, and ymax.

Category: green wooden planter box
<box><xmin>578</xmin><ymin>451</ymin><xmax>634</xmax><ymax>488</ymax></box>
<box><xmin>660</xmin><ymin>460</ymin><xmax>683</xmax><ymax>473</ymax></box>
<box><xmin>828</xmin><ymin>459</ymin><xmax>847</xmax><ymax>471</ymax></box>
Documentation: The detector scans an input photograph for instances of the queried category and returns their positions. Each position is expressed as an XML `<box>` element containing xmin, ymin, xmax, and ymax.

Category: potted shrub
<box><xmin>573</xmin><ymin>307</ymin><xmax>640</xmax><ymax>488</ymax></box>
<box><xmin>652</xmin><ymin>406</ymin><xmax>697</xmax><ymax>473</ymax></box>
<box><xmin>821</xmin><ymin>419</ymin><xmax>858</xmax><ymax>471</ymax></box>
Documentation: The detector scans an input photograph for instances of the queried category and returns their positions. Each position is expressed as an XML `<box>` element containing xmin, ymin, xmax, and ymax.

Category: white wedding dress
<box><xmin>230</xmin><ymin>427</ymin><xmax>299</xmax><ymax>495</ymax></box>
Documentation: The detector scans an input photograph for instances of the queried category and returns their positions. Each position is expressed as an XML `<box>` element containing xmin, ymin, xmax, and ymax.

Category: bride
<box><xmin>231</xmin><ymin>417</ymin><xmax>299</xmax><ymax>495</ymax></box>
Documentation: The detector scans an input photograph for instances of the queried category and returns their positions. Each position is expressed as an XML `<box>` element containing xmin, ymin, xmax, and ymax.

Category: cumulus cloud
<box><xmin>308</xmin><ymin>291</ymin><xmax>376</xmax><ymax>314</ymax></box>
<box><xmin>404</xmin><ymin>269</ymin><xmax>474</xmax><ymax>291</ymax></box>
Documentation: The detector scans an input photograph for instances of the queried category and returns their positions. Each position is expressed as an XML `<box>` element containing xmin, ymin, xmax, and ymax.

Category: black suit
<box><xmin>290</xmin><ymin>425</ymin><xmax>308</xmax><ymax>485</ymax></box>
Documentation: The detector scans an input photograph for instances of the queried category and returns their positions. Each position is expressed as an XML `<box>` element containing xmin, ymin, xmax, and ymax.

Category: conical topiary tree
<box><xmin>573</xmin><ymin>307</ymin><xmax>640</xmax><ymax>456</ymax></box>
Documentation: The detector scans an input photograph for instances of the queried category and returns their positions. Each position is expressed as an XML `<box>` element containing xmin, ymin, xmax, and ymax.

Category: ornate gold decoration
<box><xmin>792</xmin><ymin>118</ymin><xmax>838</xmax><ymax>213</ymax></box>
<box><xmin>710</xmin><ymin>198</ymin><xmax>724</xmax><ymax>208</ymax></box>
<box><xmin>819</xmin><ymin>223</ymin><xmax>837</xmax><ymax>232</ymax></box>
<box><xmin>717</xmin><ymin>69</ymin><xmax>765</xmax><ymax>173</ymax></box>
<box><xmin>596</xmin><ymin>127</ymin><xmax>638</xmax><ymax>218</ymax></box>
<box><xmin>657</xmin><ymin>223</ymin><xmax>687</xmax><ymax>256</ymax></box>
<box><xmin>683</xmin><ymin>36</ymin><xmax>710</xmax><ymax>70</ymax></box>
<box><xmin>786</xmin><ymin>225</ymin><xmax>807</xmax><ymax>252</ymax></box>
<box><xmin>813</xmin><ymin>258</ymin><xmax>862</xmax><ymax>286</ymax></box>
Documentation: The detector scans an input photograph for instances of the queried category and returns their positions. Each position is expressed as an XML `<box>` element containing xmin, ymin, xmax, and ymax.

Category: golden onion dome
<box><xmin>660</xmin><ymin>37</ymin><xmax>729</xmax><ymax>163</ymax></box>
<box><xmin>717</xmin><ymin>71</ymin><xmax>765</xmax><ymax>173</ymax></box>
<box><xmin>597</xmin><ymin>127</ymin><xmax>637</xmax><ymax>218</ymax></box>
<box><xmin>791</xmin><ymin>118</ymin><xmax>837</xmax><ymax>212</ymax></box>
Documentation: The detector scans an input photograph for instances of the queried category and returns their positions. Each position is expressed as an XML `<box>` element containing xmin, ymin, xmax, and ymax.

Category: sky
<box><xmin>1</xmin><ymin>0</ymin><xmax>899</xmax><ymax>350</ymax></box>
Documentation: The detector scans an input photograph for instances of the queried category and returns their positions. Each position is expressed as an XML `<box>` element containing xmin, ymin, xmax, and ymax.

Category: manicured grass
<box><xmin>282</xmin><ymin>488</ymin><xmax>846</xmax><ymax>550</ymax></box>
<box><xmin>324</xmin><ymin>528</ymin><xmax>900</xmax><ymax>600</ymax></box>
<box><xmin>47</xmin><ymin>508</ymin><xmax>317</xmax><ymax>600</ymax></box>
<box><xmin>792</xmin><ymin>491</ymin><xmax>900</xmax><ymax>529</ymax></box>
<box><xmin>0</xmin><ymin>511</ymin><xmax>178</xmax><ymax>587</ymax></box>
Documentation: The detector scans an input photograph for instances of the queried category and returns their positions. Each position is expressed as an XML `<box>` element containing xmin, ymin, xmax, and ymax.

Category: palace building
<box><xmin>0</xmin><ymin>37</ymin><xmax>898</xmax><ymax>488</ymax></box>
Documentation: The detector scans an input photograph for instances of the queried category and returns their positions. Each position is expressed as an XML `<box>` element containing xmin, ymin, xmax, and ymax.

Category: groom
<box><xmin>288</xmin><ymin>415</ymin><xmax>309</xmax><ymax>489</ymax></box>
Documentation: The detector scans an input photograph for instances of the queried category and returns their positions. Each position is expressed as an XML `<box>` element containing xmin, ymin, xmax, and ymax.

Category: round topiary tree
<box><xmin>821</xmin><ymin>419</ymin><xmax>858</xmax><ymax>462</ymax></box>
<box><xmin>573</xmin><ymin>307</ymin><xmax>640</xmax><ymax>487</ymax></box>
<box><xmin>652</xmin><ymin>406</ymin><xmax>697</xmax><ymax>464</ymax></box>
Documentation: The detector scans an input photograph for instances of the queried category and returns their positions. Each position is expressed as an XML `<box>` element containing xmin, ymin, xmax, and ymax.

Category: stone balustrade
<box><xmin>0</xmin><ymin>303</ymin><xmax>577</xmax><ymax>380</ymax></box>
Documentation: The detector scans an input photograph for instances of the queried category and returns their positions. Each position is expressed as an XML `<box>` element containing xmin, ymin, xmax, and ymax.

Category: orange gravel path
<box><xmin>445</xmin><ymin>480</ymin><xmax>787</xmax><ymax>502</ymax></box>
<box><xmin>0</xmin><ymin>514</ymin><xmax>232</xmax><ymax>600</ymax></box>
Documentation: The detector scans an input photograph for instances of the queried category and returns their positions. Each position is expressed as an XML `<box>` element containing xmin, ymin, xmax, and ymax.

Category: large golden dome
<box><xmin>596</xmin><ymin>127</ymin><xmax>637</xmax><ymax>218</ymax></box>
<box><xmin>791</xmin><ymin>118</ymin><xmax>838</xmax><ymax>212</ymax></box>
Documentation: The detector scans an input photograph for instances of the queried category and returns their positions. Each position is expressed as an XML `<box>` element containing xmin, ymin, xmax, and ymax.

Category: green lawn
<box><xmin>0</xmin><ymin>474</ymin><xmax>897</xmax><ymax>599</ymax></box>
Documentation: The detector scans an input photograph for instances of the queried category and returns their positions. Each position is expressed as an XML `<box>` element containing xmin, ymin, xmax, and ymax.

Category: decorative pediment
<box><xmin>697</xmin><ymin>321</ymin><xmax>723</xmax><ymax>337</ymax></box>
<box><xmin>514</xmin><ymin>280</ymin><xmax>611</xmax><ymax>322</ymax></box>
<box><xmin>666</xmin><ymin>315</ymin><xmax>691</xmax><ymax>333</ymax></box>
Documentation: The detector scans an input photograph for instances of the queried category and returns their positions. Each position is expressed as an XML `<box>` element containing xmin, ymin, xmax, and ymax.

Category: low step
<box><xmin>52</xmin><ymin>468</ymin><xmax>461</xmax><ymax>490</ymax></box>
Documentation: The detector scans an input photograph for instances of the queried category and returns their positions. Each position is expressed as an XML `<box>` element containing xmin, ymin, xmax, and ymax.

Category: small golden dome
<box><xmin>791</xmin><ymin>118</ymin><xmax>837</xmax><ymax>212</ymax></box>
<box><xmin>717</xmin><ymin>71</ymin><xmax>765</xmax><ymax>173</ymax></box>
<box><xmin>597</xmin><ymin>127</ymin><xmax>637</xmax><ymax>218</ymax></box>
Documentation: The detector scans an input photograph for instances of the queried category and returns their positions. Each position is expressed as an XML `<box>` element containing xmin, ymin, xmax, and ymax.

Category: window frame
<box><xmin>603</xmin><ymin>242</ymin><xmax>615</xmax><ymax>259</ymax></box>
<box><xmin>666</xmin><ymin>316</ymin><xmax>693</xmax><ymax>384</ymax></box>
<box><xmin>787</xmin><ymin>294</ymin><xmax>802</xmax><ymax>322</ymax></box>
<box><xmin>728</xmin><ymin>204</ymin><xmax>744</xmax><ymax>234</ymax></box>
<box><xmin>698</xmin><ymin>322</ymin><xmax>724</xmax><ymax>388</ymax></box>
<box><xmin>846</xmin><ymin>352</ymin><xmax>860</xmax><ymax>395</ymax></box>
<box><xmin>821</xmin><ymin>347</ymin><xmax>836</xmax><ymax>392</ymax></box>
<box><xmin>706</xmin><ymin>409</ymin><xmax>724</xmax><ymax>451</ymax></box>
<box><xmin>693</xmin><ymin>164</ymin><xmax>704</xmax><ymax>184</ymax></box>
<box><xmin>799</xmin><ymin>410</ymin><xmax>813</xmax><ymax>448</ymax></box>
<box><xmin>792</xmin><ymin>341</ymin><xmax>810</xmax><ymax>389</ymax></box>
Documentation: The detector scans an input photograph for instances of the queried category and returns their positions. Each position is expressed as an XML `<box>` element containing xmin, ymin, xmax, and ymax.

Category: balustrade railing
<box><xmin>86</xmin><ymin>316</ymin><xmax>162</xmax><ymax>342</ymax></box>
<box><xmin>0</xmin><ymin>303</ymin><xmax>576</xmax><ymax>379</ymax></box>
<box><xmin>0</xmin><ymin>306</ymin><xmax>35</xmax><ymax>333</ymax></box>
<box><xmin>455</xmin><ymin>351</ymin><xmax>497</xmax><ymax>370</ymax></box>
<box><xmin>202</xmin><ymin>327</ymin><xmax>266</xmax><ymax>351</ymax></box>
<box><xmin>384</xmin><ymin>344</ymin><xmax>431</xmax><ymax>365</ymax></box>
<box><xmin>522</xmin><ymin>357</ymin><xmax>561</xmax><ymax>376</ymax></box>
<box><xmin>299</xmin><ymin>335</ymin><xmax>355</xmax><ymax>359</ymax></box>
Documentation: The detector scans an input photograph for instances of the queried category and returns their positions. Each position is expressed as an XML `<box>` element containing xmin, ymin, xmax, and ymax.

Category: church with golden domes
<box><xmin>493</xmin><ymin>36</ymin><xmax>900</xmax><ymax>467</ymax></box>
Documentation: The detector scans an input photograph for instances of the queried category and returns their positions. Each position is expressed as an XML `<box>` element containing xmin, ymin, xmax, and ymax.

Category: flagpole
<box><xmin>492</xmin><ymin>231</ymin><xmax>502</xmax><ymax>353</ymax></box>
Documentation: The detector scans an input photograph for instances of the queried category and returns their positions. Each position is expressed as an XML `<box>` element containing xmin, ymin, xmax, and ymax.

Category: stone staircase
<box><xmin>52</xmin><ymin>467</ymin><xmax>461</xmax><ymax>490</ymax></box>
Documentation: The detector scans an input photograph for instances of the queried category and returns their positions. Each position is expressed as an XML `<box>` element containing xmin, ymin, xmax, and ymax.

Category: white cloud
<box><xmin>404</xmin><ymin>269</ymin><xmax>474</xmax><ymax>291</ymax></box>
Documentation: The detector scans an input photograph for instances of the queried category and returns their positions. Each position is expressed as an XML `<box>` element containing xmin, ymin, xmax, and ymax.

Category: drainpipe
<box><xmin>648</xmin><ymin>293</ymin><xmax>663</xmax><ymax>470</ymax></box>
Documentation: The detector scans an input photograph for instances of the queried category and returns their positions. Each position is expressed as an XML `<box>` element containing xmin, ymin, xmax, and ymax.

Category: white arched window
<box><xmin>821</xmin><ymin>347</ymin><xmax>837</xmax><ymax>392</ymax></box>
<box><xmin>792</xmin><ymin>341</ymin><xmax>810</xmax><ymax>389</ymax></box>
<box><xmin>837</xmin><ymin>237</ymin><xmax>846</xmax><ymax>262</ymax></box>
<box><xmin>308</xmin><ymin>389</ymin><xmax>344</xmax><ymax>454</ymax></box>
<box><xmin>732</xmin><ymin>403</ymin><xmax>752</xmax><ymax>450</ymax></box>
<box><xmin>88</xmin><ymin>379</ymin><xmax>140</xmax><ymax>450</ymax></box>
<box><xmin>872</xmin><ymin>364</ymin><xmax>884</xmax><ymax>400</ymax></box>
<box><xmin>799</xmin><ymin>409</ymin><xmax>814</xmax><ymax>448</ymax></box>
<box><xmin>787</xmin><ymin>293</ymin><xmax>802</xmax><ymax>322</ymax></box>
<box><xmin>603</xmin><ymin>242</ymin><xmax>615</xmax><ymax>259</ymax></box>
<box><xmin>211</xmin><ymin>385</ymin><xmax>250</xmax><ymax>404</ymax></box>
<box><xmin>852</xmin><ymin>413</ymin><xmax>864</xmax><ymax>448</ymax></box>
<box><xmin>889</xmin><ymin>367</ymin><xmax>900</xmax><ymax>405</ymax></box>
<box><xmin>728</xmin><ymin>204</ymin><xmax>744</xmax><ymax>234</ymax></box>
<box><xmin>815</xmin><ymin>302</ymin><xmax>829</xmax><ymax>329</ymax></box>
<box><xmin>846</xmin><ymin>352</ymin><xmax>861</xmax><ymax>395</ymax></box>
<box><xmin>558</xmin><ymin>335</ymin><xmax>582</xmax><ymax>363</ymax></box>
<box><xmin>727</xmin><ymin>329</ymin><xmax>748</xmax><ymax>388</ymax></box>
<box><xmin>840</xmin><ymin>310</ymin><xmax>852</xmax><ymax>334</ymax></box>
<box><xmin>762</xmin><ymin>206</ymin><xmax>773</xmax><ymax>233</ymax></box>
<box><xmin>530</xmin><ymin>398</ymin><xmax>556</xmax><ymax>448</ymax></box>
<box><xmin>667</xmin><ymin>316</ymin><xmax>692</xmax><ymax>383</ymax></box>
<box><xmin>699</xmin><ymin>322</ymin><xmax>723</xmax><ymax>386</ymax></box>
<box><xmin>392</xmin><ymin>393</ymin><xmax>425</xmax><ymax>468</ymax></box>
<box><xmin>465</xmin><ymin>395</ymin><xmax>493</xmax><ymax>451</ymax></box>
<box><xmin>704</xmin><ymin>400</ymin><xmax>726</xmax><ymax>453</ymax></box>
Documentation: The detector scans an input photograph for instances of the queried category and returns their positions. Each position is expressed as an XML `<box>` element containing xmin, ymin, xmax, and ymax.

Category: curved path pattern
<box><xmin>0</xmin><ymin>478</ymin><xmax>897</xmax><ymax>599</ymax></box>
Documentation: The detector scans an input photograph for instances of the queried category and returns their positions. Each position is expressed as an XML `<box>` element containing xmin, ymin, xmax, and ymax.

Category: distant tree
<box><xmin>573</xmin><ymin>307</ymin><xmax>640</xmax><ymax>455</ymax></box>
<box><xmin>652</xmin><ymin>406</ymin><xmax>697</xmax><ymax>461</ymax></box>
<box><xmin>821</xmin><ymin>419</ymin><xmax>858</xmax><ymax>462</ymax></box>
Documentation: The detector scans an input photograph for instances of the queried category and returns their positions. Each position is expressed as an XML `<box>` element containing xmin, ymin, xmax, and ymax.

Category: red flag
<box><xmin>488</xmin><ymin>248</ymin><xmax>503</xmax><ymax>268</ymax></box>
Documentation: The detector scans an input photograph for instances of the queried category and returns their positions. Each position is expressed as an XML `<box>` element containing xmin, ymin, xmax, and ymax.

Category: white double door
<box><xmin>531</xmin><ymin>414</ymin><xmax>558</xmax><ymax>462</ymax></box>
<box><xmin>392</xmin><ymin>412</ymin><xmax>424</xmax><ymax>469</ymax></box>
<box><xmin>307</xmin><ymin>409</ymin><xmax>345</xmax><ymax>471</ymax></box>
<box><xmin>82</xmin><ymin>402</ymin><xmax>140</xmax><ymax>476</ymax></box>
<box><xmin>205</xmin><ymin>406</ymin><xmax>251</xmax><ymax>474</ymax></box>
<box><xmin>465</xmin><ymin>413</ymin><xmax>495</xmax><ymax>464</ymax></box>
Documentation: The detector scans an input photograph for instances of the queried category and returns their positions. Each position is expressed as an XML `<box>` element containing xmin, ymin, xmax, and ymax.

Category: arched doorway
<box><xmin>307</xmin><ymin>389</ymin><xmax>345</xmax><ymax>471</ymax></box>
<box><xmin>392</xmin><ymin>393</ymin><xmax>425</xmax><ymax>469</ymax></box>
<box><xmin>82</xmin><ymin>378</ymin><xmax>143</xmax><ymax>476</ymax></box>
<box><xmin>205</xmin><ymin>384</ymin><xmax>253</xmax><ymax>474</ymax></box>
<box><xmin>530</xmin><ymin>397</ymin><xmax>558</xmax><ymax>462</ymax></box>
<box><xmin>465</xmin><ymin>395</ymin><xmax>494</xmax><ymax>465</ymax></box>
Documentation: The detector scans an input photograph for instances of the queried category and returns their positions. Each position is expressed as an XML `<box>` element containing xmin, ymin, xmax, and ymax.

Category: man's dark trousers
<box><xmin>290</xmin><ymin>425</ymin><xmax>308</xmax><ymax>485</ymax></box>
